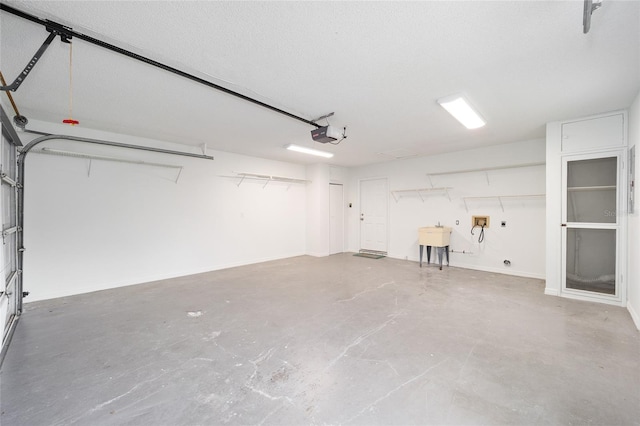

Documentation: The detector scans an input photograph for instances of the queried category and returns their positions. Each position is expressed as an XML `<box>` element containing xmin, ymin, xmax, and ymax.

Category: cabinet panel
<box><xmin>561</xmin><ymin>113</ymin><xmax>624</xmax><ymax>152</ymax></box>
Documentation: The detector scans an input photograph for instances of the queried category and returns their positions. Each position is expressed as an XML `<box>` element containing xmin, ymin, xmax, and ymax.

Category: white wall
<box><xmin>347</xmin><ymin>139</ymin><xmax>546</xmax><ymax>279</ymax></box>
<box><xmin>628</xmin><ymin>90</ymin><xmax>640</xmax><ymax>329</ymax></box>
<box><xmin>305</xmin><ymin>164</ymin><xmax>330</xmax><ymax>257</ymax></box>
<box><xmin>22</xmin><ymin>120</ymin><xmax>307</xmax><ymax>301</ymax></box>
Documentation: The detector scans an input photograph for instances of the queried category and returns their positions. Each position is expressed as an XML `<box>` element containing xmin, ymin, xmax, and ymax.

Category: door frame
<box><xmin>358</xmin><ymin>176</ymin><xmax>389</xmax><ymax>253</ymax></box>
<box><xmin>560</xmin><ymin>149</ymin><xmax>627</xmax><ymax>305</ymax></box>
<box><xmin>329</xmin><ymin>183</ymin><xmax>344</xmax><ymax>255</ymax></box>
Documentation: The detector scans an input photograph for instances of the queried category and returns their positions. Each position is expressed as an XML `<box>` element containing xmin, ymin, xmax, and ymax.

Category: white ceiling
<box><xmin>1</xmin><ymin>1</ymin><xmax>639</xmax><ymax>167</ymax></box>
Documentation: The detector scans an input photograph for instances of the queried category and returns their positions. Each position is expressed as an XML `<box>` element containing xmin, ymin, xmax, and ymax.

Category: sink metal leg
<box><xmin>421</xmin><ymin>245</ymin><xmax>448</xmax><ymax>269</ymax></box>
<box><xmin>437</xmin><ymin>246</ymin><xmax>444</xmax><ymax>270</ymax></box>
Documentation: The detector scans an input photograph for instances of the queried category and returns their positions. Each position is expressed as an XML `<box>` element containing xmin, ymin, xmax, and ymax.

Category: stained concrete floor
<box><xmin>1</xmin><ymin>254</ymin><xmax>639</xmax><ymax>425</ymax></box>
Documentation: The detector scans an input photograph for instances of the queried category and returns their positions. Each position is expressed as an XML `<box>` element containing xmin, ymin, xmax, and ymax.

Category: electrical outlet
<box><xmin>472</xmin><ymin>215</ymin><xmax>490</xmax><ymax>228</ymax></box>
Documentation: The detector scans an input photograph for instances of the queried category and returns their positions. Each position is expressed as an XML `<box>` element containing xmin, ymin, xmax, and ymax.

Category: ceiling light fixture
<box><xmin>285</xmin><ymin>144</ymin><xmax>334</xmax><ymax>158</ymax></box>
<box><xmin>437</xmin><ymin>94</ymin><xmax>486</xmax><ymax>129</ymax></box>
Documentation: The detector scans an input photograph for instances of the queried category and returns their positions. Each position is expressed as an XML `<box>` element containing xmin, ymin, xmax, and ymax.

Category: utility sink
<box><xmin>418</xmin><ymin>226</ymin><xmax>452</xmax><ymax>247</ymax></box>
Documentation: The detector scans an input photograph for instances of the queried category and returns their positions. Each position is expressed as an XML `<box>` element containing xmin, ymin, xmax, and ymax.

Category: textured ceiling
<box><xmin>1</xmin><ymin>1</ymin><xmax>639</xmax><ymax>167</ymax></box>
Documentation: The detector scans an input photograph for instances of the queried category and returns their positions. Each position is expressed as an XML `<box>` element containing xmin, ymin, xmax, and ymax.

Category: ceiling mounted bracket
<box><xmin>583</xmin><ymin>0</ymin><xmax>603</xmax><ymax>34</ymax></box>
<box><xmin>311</xmin><ymin>112</ymin><xmax>335</xmax><ymax>125</ymax></box>
<box><xmin>45</xmin><ymin>20</ymin><xmax>73</xmax><ymax>44</ymax></box>
<box><xmin>0</xmin><ymin>23</ymin><xmax>71</xmax><ymax>92</ymax></box>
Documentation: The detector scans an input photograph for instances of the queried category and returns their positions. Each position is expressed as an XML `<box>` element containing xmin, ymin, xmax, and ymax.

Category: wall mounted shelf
<box><xmin>390</xmin><ymin>187</ymin><xmax>452</xmax><ymax>203</ymax></box>
<box><xmin>427</xmin><ymin>162</ymin><xmax>544</xmax><ymax>186</ymax></box>
<box><xmin>34</xmin><ymin>148</ymin><xmax>184</xmax><ymax>182</ymax></box>
<box><xmin>228</xmin><ymin>172</ymin><xmax>311</xmax><ymax>188</ymax></box>
<box><xmin>463</xmin><ymin>194</ymin><xmax>545</xmax><ymax>212</ymax></box>
<box><xmin>567</xmin><ymin>185</ymin><xmax>616</xmax><ymax>192</ymax></box>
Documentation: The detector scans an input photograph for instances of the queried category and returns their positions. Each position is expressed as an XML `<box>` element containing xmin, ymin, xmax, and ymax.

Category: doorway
<box><xmin>359</xmin><ymin>177</ymin><xmax>388</xmax><ymax>254</ymax></box>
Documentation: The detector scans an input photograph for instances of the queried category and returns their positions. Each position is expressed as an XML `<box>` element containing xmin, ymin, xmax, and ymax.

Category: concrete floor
<box><xmin>1</xmin><ymin>254</ymin><xmax>639</xmax><ymax>425</ymax></box>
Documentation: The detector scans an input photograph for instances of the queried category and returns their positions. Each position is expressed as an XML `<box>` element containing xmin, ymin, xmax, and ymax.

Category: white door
<box><xmin>561</xmin><ymin>151</ymin><xmax>625</xmax><ymax>303</ymax></box>
<box><xmin>360</xmin><ymin>178</ymin><xmax>388</xmax><ymax>253</ymax></box>
<box><xmin>1</xmin><ymin>125</ymin><xmax>21</xmax><ymax>365</ymax></box>
<box><xmin>329</xmin><ymin>184</ymin><xmax>344</xmax><ymax>255</ymax></box>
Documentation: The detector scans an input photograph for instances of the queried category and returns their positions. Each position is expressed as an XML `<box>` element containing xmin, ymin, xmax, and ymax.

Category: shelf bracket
<box><xmin>444</xmin><ymin>188</ymin><xmax>451</xmax><ymax>202</ymax></box>
<box><xmin>391</xmin><ymin>192</ymin><xmax>399</xmax><ymax>203</ymax></box>
<box><xmin>417</xmin><ymin>190</ymin><xmax>425</xmax><ymax>203</ymax></box>
<box><xmin>498</xmin><ymin>196</ymin><xmax>505</xmax><ymax>212</ymax></box>
<box><xmin>175</xmin><ymin>167</ymin><xmax>183</xmax><ymax>184</ymax></box>
<box><xmin>485</xmin><ymin>171</ymin><xmax>490</xmax><ymax>185</ymax></box>
<box><xmin>463</xmin><ymin>198</ymin><xmax>469</xmax><ymax>212</ymax></box>
<box><xmin>427</xmin><ymin>175</ymin><xmax>434</xmax><ymax>188</ymax></box>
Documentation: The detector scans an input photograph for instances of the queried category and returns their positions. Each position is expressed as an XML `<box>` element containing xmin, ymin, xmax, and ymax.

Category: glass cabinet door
<box><xmin>565</xmin><ymin>228</ymin><xmax>616</xmax><ymax>294</ymax></box>
<box><xmin>563</xmin><ymin>154</ymin><xmax>619</xmax><ymax>297</ymax></box>
<box><xmin>566</xmin><ymin>157</ymin><xmax>617</xmax><ymax>223</ymax></box>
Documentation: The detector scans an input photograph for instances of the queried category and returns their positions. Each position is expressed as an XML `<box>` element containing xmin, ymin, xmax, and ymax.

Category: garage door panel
<box><xmin>0</xmin><ymin>296</ymin><xmax>7</xmax><ymax>337</ymax></box>
<box><xmin>3</xmin><ymin>233</ymin><xmax>17</xmax><ymax>279</ymax></box>
<box><xmin>1</xmin><ymin>138</ymin><xmax>16</xmax><ymax>177</ymax></box>
<box><xmin>2</xmin><ymin>183</ymin><xmax>16</xmax><ymax>226</ymax></box>
<box><xmin>1</xmin><ymin>125</ymin><xmax>20</xmax><ymax>365</ymax></box>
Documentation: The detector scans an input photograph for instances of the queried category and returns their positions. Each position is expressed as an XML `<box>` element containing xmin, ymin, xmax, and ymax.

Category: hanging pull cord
<box><xmin>69</xmin><ymin>42</ymin><xmax>73</xmax><ymax>118</ymax></box>
<box><xmin>63</xmin><ymin>42</ymin><xmax>79</xmax><ymax>126</ymax></box>
<box><xmin>471</xmin><ymin>224</ymin><xmax>486</xmax><ymax>243</ymax></box>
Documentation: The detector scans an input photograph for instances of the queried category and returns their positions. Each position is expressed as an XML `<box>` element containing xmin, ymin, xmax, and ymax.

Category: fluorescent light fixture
<box><xmin>285</xmin><ymin>144</ymin><xmax>334</xmax><ymax>158</ymax></box>
<box><xmin>437</xmin><ymin>94</ymin><xmax>486</xmax><ymax>129</ymax></box>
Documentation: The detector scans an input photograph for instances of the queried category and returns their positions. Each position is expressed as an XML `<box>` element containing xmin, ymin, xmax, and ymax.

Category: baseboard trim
<box><xmin>628</xmin><ymin>302</ymin><xmax>640</xmax><ymax>331</ymax></box>
<box><xmin>544</xmin><ymin>287</ymin><xmax>560</xmax><ymax>296</ymax></box>
<box><xmin>386</xmin><ymin>254</ymin><xmax>545</xmax><ymax>281</ymax></box>
<box><xmin>305</xmin><ymin>251</ymin><xmax>329</xmax><ymax>258</ymax></box>
<box><xmin>452</xmin><ymin>263</ymin><xmax>545</xmax><ymax>280</ymax></box>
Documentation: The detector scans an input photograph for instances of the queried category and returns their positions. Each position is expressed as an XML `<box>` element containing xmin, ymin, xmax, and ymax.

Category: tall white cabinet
<box><xmin>546</xmin><ymin>111</ymin><xmax>628</xmax><ymax>306</ymax></box>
